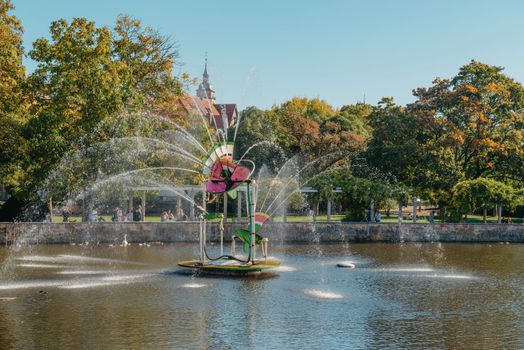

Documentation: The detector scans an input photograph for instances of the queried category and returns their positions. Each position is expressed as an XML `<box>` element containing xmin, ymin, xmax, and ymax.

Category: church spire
<box><xmin>196</xmin><ymin>54</ymin><xmax>215</xmax><ymax>102</ymax></box>
<box><xmin>203</xmin><ymin>54</ymin><xmax>209</xmax><ymax>79</ymax></box>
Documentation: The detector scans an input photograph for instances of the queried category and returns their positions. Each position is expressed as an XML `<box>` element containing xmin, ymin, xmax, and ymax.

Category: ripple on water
<box><xmin>181</xmin><ymin>283</ymin><xmax>208</xmax><ymax>288</ymax></box>
<box><xmin>272</xmin><ymin>266</ymin><xmax>297</xmax><ymax>272</ymax></box>
<box><xmin>374</xmin><ymin>267</ymin><xmax>435</xmax><ymax>272</ymax></box>
<box><xmin>59</xmin><ymin>274</ymin><xmax>154</xmax><ymax>290</ymax></box>
<box><xmin>303</xmin><ymin>289</ymin><xmax>344</xmax><ymax>299</ymax></box>
<box><xmin>0</xmin><ymin>280</ymin><xmax>66</xmax><ymax>291</ymax></box>
<box><xmin>418</xmin><ymin>274</ymin><xmax>478</xmax><ymax>280</ymax></box>
<box><xmin>56</xmin><ymin>270</ymin><xmax>116</xmax><ymax>275</ymax></box>
<box><xmin>0</xmin><ymin>297</ymin><xmax>17</xmax><ymax>301</ymax></box>
<box><xmin>16</xmin><ymin>255</ymin><xmax>143</xmax><ymax>265</ymax></box>
<box><xmin>17</xmin><ymin>263</ymin><xmax>71</xmax><ymax>269</ymax></box>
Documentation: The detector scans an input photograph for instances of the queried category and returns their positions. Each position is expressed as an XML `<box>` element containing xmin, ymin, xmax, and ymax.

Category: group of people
<box><xmin>365</xmin><ymin>210</ymin><xmax>438</xmax><ymax>223</ymax></box>
<box><xmin>160</xmin><ymin>208</ymin><xmax>186</xmax><ymax>222</ymax></box>
<box><xmin>62</xmin><ymin>205</ymin><xmax>187</xmax><ymax>222</ymax></box>
<box><xmin>84</xmin><ymin>206</ymin><xmax>143</xmax><ymax>222</ymax></box>
<box><xmin>367</xmin><ymin>211</ymin><xmax>382</xmax><ymax>223</ymax></box>
<box><xmin>122</xmin><ymin>206</ymin><xmax>143</xmax><ymax>222</ymax></box>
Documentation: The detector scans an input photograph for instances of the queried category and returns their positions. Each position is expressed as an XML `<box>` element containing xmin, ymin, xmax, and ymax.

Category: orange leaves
<box><xmin>450</xmin><ymin>131</ymin><xmax>465</xmax><ymax>144</ymax></box>
<box><xmin>463</xmin><ymin>83</ymin><xmax>478</xmax><ymax>94</ymax></box>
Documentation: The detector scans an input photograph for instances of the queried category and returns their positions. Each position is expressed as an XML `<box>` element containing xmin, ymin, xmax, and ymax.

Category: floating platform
<box><xmin>178</xmin><ymin>259</ymin><xmax>281</xmax><ymax>276</ymax></box>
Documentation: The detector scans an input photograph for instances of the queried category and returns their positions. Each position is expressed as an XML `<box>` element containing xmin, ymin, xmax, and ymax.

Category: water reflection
<box><xmin>0</xmin><ymin>243</ymin><xmax>523</xmax><ymax>348</ymax></box>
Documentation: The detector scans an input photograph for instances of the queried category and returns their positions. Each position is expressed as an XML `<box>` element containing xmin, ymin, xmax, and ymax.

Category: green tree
<box><xmin>409</xmin><ymin>60</ymin><xmax>524</xmax><ymax>183</ymax></box>
<box><xmin>272</xmin><ymin>97</ymin><xmax>333</xmax><ymax>157</ymax></box>
<box><xmin>366</xmin><ymin>61</ymin><xmax>524</xmax><ymax>215</ymax></box>
<box><xmin>0</xmin><ymin>15</ymin><xmax>184</xmax><ymax>220</ymax></box>
<box><xmin>0</xmin><ymin>0</ymin><xmax>27</xmax><ymax>192</ymax></box>
<box><xmin>234</xmin><ymin>106</ymin><xmax>284</xmax><ymax>173</ymax></box>
<box><xmin>451</xmin><ymin>178</ymin><xmax>517</xmax><ymax>222</ymax></box>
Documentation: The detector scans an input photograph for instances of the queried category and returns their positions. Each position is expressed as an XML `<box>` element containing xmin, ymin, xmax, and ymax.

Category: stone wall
<box><xmin>0</xmin><ymin>222</ymin><xmax>523</xmax><ymax>245</ymax></box>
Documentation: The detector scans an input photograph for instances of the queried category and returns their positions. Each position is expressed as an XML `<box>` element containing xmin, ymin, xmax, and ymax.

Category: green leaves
<box><xmin>451</xmin><ymin>178</ymin><xmax>519</xmax><ymax>220</ymax></box>
<box><xmin>0</xmin><ymin>13</ymin><xmax>184</xmax><ymax>205</ymax></box>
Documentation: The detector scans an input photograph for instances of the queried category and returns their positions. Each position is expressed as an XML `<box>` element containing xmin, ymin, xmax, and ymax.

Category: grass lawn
<box><xmin>51</xmin><ymin>213</ymin><xmax>523</xmax><ymax>224</ymax></box>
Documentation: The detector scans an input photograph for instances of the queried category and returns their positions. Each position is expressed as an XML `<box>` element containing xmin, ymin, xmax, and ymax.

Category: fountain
<box><xmin>176</xmin><ymin>123</ymin><xmax>281</xmax><ymax>275</ymax></box>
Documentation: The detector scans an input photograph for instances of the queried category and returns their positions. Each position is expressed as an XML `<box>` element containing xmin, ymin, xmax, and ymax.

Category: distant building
<box><xmin>175</xmin><ymin>59</ymin><xmax>238</xmax><ymax>130</ymax></box>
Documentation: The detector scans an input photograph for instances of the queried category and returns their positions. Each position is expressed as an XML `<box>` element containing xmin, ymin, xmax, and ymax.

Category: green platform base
<box><xmin>178</xmin><ymin>259</ymin><xmax>280</xmax><ymax>276</ymax></box>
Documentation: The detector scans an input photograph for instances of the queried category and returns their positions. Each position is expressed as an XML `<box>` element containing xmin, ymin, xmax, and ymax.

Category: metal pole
<box><xmin>199</xmin><ymin>218</ymin><xmax>203</xmax><ymax>262</ymax></box>
<box><xmin>223</xmin><ymin>192</ymin><xmax>228</xmax><ymax>223</ymax></box>
<box><xmin>252</xmin><ymin>181</ymin><xmax>257</xmax><ymax>262</ymax></box>
<box><xmin>202</xmin><ymin>184</ymin><xmax>207</xmax><ymax>263</ymax></box>
<box><xmin>220</xmin><ymin>216</ymin><xmax>224</xmax><ymax>256</ymax></box>
<box><xmin>247</xmin><ymin>181</ymin><xmax>256</xmax><ymax>263</ymax></box>
<box><xmin>236</xmin><ymin>191</ymin><xmax>242</xmax><ymax>223</ymax></box>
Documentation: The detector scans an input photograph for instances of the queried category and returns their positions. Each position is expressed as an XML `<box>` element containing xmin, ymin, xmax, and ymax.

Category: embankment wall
<box><xmin>1</xmin><ymin>222</ymin><xmax>523</xmax><ymax>245</ymax></box>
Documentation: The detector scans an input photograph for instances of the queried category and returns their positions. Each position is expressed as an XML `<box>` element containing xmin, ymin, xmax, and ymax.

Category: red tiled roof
<box><xmin>177</xmin><ymin>96</ymin><xmax>220</xmax><ymax>118</ymax></box>
<box><xmin>173</xmin><ymin>96</ymin><xmax>238</xmax><ymax>130</ymax></box>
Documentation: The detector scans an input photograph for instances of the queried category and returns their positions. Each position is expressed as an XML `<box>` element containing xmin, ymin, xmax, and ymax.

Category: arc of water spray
<box><xmin>79</xmin><ymin>168</ymin><xmax>202</xmax><ymax>209</ymax></box>
<box><xmin>187</xmin><ymin>96</ymin><xmax>217</xmax><ymax>148</ymax></box>
<box><xmin>259</xmin><ymin>155</ymin><xmax>301</xmax><ymax>211</ymax></box>
<box><xmin>85</xmin><ymin>167</ymin><xmax>200</xmax><ymax>194</ymax></box>
<box><xmin>118</xmin><ymin>136</ymin><xmax>204</xmax><ymax>166</ymax></box>
<box><xmin>145</xmin><ymin>113</ymin><xmax>209</xmax><ymax>155</ymax></box>
<box><xmin>236</xmin><ymin>141</ymin><xmax>275</xmax><ymax>165</ymax></box>
<box><xmin>266</xmin><ymin>167</ymin><xmax>345</xmax><ymax>217</ymax></box>
<box><xmin>263</xmin><ymin>156</ymin><xmax>325</xmax><ymax>212</ymax></box>
<box><xmin>263</xmin><ymin>155</ymin><xmax>345</xmax><ymax>214</ymax></box>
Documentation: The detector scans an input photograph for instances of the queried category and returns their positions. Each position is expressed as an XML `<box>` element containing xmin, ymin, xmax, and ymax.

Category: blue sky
<box><xmin>12</xmin><ymin>0</ymin><xmax>524</xmax><ymax>110</ymax></box>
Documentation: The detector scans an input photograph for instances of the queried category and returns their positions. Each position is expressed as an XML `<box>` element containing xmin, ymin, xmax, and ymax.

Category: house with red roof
<box><xmin>175</xmin><ymin>59</ymin><xmax>238</xmax><ymax>131</ymax></box>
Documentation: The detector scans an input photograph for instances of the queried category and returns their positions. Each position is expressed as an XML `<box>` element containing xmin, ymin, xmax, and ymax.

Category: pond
<box><xmin>1</xmin><ymin>242</ymin><xmax>523</xmax><ymax>349</ymax></box>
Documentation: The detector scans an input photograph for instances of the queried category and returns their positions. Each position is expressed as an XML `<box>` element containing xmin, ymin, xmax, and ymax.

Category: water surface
<box><xmin>1</xmin><ymin>243</ymin><xmax>523</xmax><ymax>349</ymax></box>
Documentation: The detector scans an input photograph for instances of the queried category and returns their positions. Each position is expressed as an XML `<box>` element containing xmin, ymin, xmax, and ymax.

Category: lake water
<box><xmin>0</xmin><ymin>242</ymin><xmax>523</xmax><ymax>349</ymax></box>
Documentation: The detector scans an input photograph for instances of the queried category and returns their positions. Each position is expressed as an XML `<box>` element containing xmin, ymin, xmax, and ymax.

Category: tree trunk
<box><xmin>48</xmin><ymin>197</ymin><xmax>53</xmax><ymax>223</ymax></box>
<box><xmin>370</xmin><ymin>199</ymin><xmax>375</xmax><ymax>223</ymax></box>
<box><xmin>483</xmin><ymin>208</ymin><xmax>487</xmax><ymax>223</ymax></box>
<box><xmin>412</xmin><ymin>197</ymin><xmax>417</xmax><ymax>223</ymax></box>
<box><xmin>497</xmin><ymin>203</ymin><xmax>502</xmax><ymax>224</ymax></box>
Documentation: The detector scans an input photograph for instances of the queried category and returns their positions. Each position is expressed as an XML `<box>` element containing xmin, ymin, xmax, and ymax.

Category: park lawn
<box><xmin>50</xmin><ymin>214</ymin><xmax>523</xmax><ymax>224</ymax></box>
<box><xmin>52</xmin><ymin>215</ymin><xmax>162</xmax><ymax>223</ymax></box>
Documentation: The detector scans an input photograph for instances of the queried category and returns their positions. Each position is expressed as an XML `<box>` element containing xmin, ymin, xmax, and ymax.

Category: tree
<box><xmin>409</xmin><ymin>60</ymin><xmax>524</xmax><ymax>183</ymax></box>
<box><xmin>0</xmin><ymin>15</ymin><xmax>185</xmax><ymax>220</ymax></box>
<box><xmin>366</xmin><ymin>62</ymin><xmax>524</xmax><ymax>214</ymax></box>
<box><xmin>0</xmin><ymin>0</ymin><xmax>29</xmax><ymax>218</ymax></box>
<box><xmin>112</xmin><ymin>15</ymin><xmax>183</xmax><ymax>115</ymax></box>
<box><xmin>0</xmin><ymin>0</ymin><xmax>24</xmax><ymax>114</ymax></box>
<box><xmin>451</xmin><ymin>178</ymin><xmax>517</xmax><ymax>222</ymax></box>
<box><xmin>234</xmin><ymin>106</ymin><xmax>284</xmax><ymax>174</ymax></box>
<box><xmin>272</xmin><ymin>97</ymin><xmax>333</xmax><ymax>157</ymax></box>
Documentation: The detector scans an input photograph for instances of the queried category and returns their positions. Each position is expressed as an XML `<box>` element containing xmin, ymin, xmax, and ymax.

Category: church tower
<box><xmin>196</xmin><ymin>58</ymin><xmax>216</xmax><ymax>102</ymax></box>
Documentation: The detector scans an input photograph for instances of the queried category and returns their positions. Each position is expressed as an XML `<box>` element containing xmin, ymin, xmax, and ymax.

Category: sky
<box><xmin>12</xmin><ymin>0</ymin><xmax>524</xmax><ymax>110</ymax></box>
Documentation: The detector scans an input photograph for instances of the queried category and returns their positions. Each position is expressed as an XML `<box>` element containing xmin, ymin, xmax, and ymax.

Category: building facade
<box><xmin>175</xmin><ymin>59</ymin><xmax>238</xmax><ymax>131</ymax></box>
